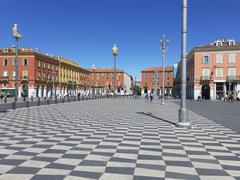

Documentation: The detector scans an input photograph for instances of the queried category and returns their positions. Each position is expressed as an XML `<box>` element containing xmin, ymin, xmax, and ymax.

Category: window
<box><xmin>38</xmin><ymin>60</ymin><xmax>41</xmax><ymax>67</ymax></box>
<box><xmin>2</xmin><ymin>59</ymin><xmax>8</xmax><ymax>66</ymax></box>
<box><xmin>228</xmin><ymin>68</ymin><xmax>236</xmax><ymax>76</ymax></box>
<box><xmin>202</xmin><ymin>55</ymin><xmax>210</xmax><ymax>64</ymax></box>
<box><xmin>52</xmin><ymin>65</ymin><xmax>54</xmax><ymax>70</ymax></box>
<box><xmin>202</xmin><ymin>68</ymin><xmax>210</xmax><ymax>76</ymax></box>
<box><xmin>3</xmin><ymin>83</ymin><xmax>8</xmax><ymax>88</ymax></box>
<box><xmin>2</xmin><ymin>71</ymin><xmax>8</xmax><ymax>77</ymax></box>
<box><xmin>22</xmin><ymin>70</ymin><xmax>28</xmax><ymax>78</ymax></box>
<box><xmin>215</xmin><ymin>40</ymin><xmax>222</xmax><ymax>47</ymax></box>
<box><xmin>38</xmin><ymin>72</ymin><xmax>41</xmax><ymax>80</ymax></box>
<box><xmin>13</xmin><ymin>71</ymin><xmax>16</xmax><ymax>78</ymax></box>
<box><xmin>216</xmin><ymin>68</ymin><xmax>223</xmax><ymax>77</ymax></box>
<box><xmin>23</xmin><ymin>58</ymin><xmax>28</xmax><ymax>66</ymax></box>
<box><xmin>47</xmin><ymin>63</ymin><xmax>50</xmax><ymax>69</ymax></box>
<box><xmin>229</xmin><ymin>53</ymin><xmax>235</xmax><ymax>63</ymax></box>
<box><xmin>43</xmin><ymin>62</ymin><xmax>46</xmax><ymax>68</ymax></box>
<box><xmin>216</xmin><ymin>54</ymin><xmax>223</xmax><ymax>64</ymax></box>
<box><xmin>229</xmin><ymin>40</ymin><xmax>235</xmax><ymax>46</ymax></box>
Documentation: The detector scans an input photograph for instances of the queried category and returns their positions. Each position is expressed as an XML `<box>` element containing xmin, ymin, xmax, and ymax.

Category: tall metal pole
<box><xmin>114</xmin><ymin>55</ymin><xmax>116</xmax><ymax>96</ymax></box>
<box><xmin>178</xmin><ymin>0</ymin><xmax>191</xmax><ymax>128</ymax></box>
<box><xmin>112</xmin><ymin>44</ymin><xmax>118</xmax><ymax>97</ymax></box>
<box><xmin>161</xmin><ymin>51</ymin><xmax>165</xmax><ymax>104</ymax></box>
<box><xmin>12</xmin><ymin>24</ymin><xmax>22</xmax><ymax>108</ymax></box>
<box><xmin>160</xmin><ymin>35</ymin><xmax>168</xmax><ymax>105</ymax></box>
<box><xmin>135</xmin><ymin>75</ymin><xmax>137</xmax><ymax>95</ymax></box>
<box><xmin>14</xmin><ymin>39</ymin><xmax>19</xmax><ymax>103</ymax></box>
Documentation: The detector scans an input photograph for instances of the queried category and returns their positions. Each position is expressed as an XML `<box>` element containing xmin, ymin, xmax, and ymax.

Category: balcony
<box><xmin>200</xmin><ymin>76</ymin><xmax>212</xmax><ymax>84</ymax></box>
<box><xmin>21</xmin><ymin>76</ymin><xmax>29</xmax><ymax>83</ymax></box>
<box><xmin>226</xmin><ymin>76</ymin><xmax>240</xmax><ymax>82</ymax></box>
<box><xmin>0</xmin><ymin>76</ymin><xmax>9</xmax><ymax>83</ymax></box>
<box><xmin>47</xmin><ymin>78</ymin><xmax>53</xmax><ymax>83</ymax></box>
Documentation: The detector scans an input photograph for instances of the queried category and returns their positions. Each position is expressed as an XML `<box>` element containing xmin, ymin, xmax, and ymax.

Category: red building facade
<box><xmin>0</xmin><ymin>48</ymin><xmax>90</xmax><ymax>98</ymax></box>
<box><xmin>141</xmin><ymin>66</ymin><xmax>174</xmax><ymax>95</ymax></box>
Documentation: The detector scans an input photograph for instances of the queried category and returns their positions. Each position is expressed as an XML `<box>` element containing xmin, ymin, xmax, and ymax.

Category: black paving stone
<box><xmin>70</xmin><ymin>171</ymin><xmax>102</xmax><ymax>179</ymax></box>
<box><xmin>7</xmin><ymin>167</ymin><xmax>40</xmax><ymax>174</ymax></box>
<box><xmin>105</xmin><ymin>167</ymin><xmax>135</xmax><ymax>175</ymax></box>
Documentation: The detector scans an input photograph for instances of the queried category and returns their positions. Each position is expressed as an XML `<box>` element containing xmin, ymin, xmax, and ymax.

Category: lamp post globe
<box><xmin>112</xmin><ymin>44</ymin><xmax>118</xmax><ymax>56</ymax></box>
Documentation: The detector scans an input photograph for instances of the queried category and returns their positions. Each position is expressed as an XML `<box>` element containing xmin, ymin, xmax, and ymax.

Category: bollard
<box><xmin>31</xmin><ymin>96</ymin><xmax>33</xmax><ymax>102</ymax></box>
<box><xmin>37</xmin><ymin>97</ymin><xmax>41</xmax><ymax>106</ymax></box>
<box><xmin>12</xmin><ymin>102</ymin><xmax>16</xmax><ymax>109</ymax></box>
<box><xmin>55</xmin><ymin>97</ymin><xmax>58</xmax><ymax>104</ymax></box>
<box><xmin>26</xmin><ymin>101</ymin><xmax>30</xmax><ymax>108</ymax></box>
<box><xmin>68</xmin><ymin>97</ymin><xmax>70</xmax><ymax>102</ymax></box>
<box><xmin>23</xmin><ymin>97</ymin><xmax>26</xmax><ymax>102</ymax></box>
<box><xmin>73</xmin><ymin>96</ymin><xmax>76</xmax><ymax>102</ymax></box>
<box><xmin>62</xmin><ymin>98</ymin><xmax>65</xmax><ymax>103</ymax></box>
<box><xmin>78</xmin><ymin>96</ymin><xmax>80</xmax><ymax>101</ymax></box>
<box><xmin>47</xmin><ymin>99</ymin><xmax>50</xmax><ymax>105</ymax></box>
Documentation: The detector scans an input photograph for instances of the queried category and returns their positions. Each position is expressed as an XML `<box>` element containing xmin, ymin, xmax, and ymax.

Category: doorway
<box><xmin>201</xmin><ymin>84</ymin><xmax>210</xmax><ymax>100</ymax></box>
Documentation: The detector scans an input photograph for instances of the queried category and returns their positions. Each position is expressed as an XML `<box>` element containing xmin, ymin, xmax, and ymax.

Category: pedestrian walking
<box><xmin>197</xmin><ymin>92</ymin><xmax>202</xmax><ymax>101</ymax></box>
<box><xmin>150</xmin><ymin>91</ymin><xmax>153</xmax><ymax>102</ymax></box>
<box><xmin>145</xmin><ymin>92</ymin><xmax>149</xmax><ymax>102</ymax></box>
<box><xmin>236</xmin><ymin>91</ymin><xmax>240</xmax><ymax>102</ymax></box>
<box><xmin>224</xmin><ymin>92</ymin><xmax>228</xmax><ymax>102</ymax></box>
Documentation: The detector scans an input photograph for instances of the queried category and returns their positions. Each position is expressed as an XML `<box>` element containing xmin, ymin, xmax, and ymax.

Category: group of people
<box><xmin>197</xmin><ymin>91</ymin><xmax>240</xmax><ymax>102</ymax></box>
<box><xmin>145</xmin><ymin>90</ymin><xmax>154</xmax><ymax>102</ymax></box>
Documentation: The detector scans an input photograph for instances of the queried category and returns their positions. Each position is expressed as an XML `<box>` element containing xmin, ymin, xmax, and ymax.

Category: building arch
<box><xmin>201</xmin><ymin>84</ymin><xmax>210</xmax><ymax>100</ymax></box>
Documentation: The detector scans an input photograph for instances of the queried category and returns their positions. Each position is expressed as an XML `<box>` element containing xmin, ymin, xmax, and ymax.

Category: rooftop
<box><xmin>141</xmin><ymin>66</ymin><xmax>174</xmax><ymax>72</ymax></box>
<box><xmin>89</xmin><ymin>68</ymin><xmax>124</xmax><ymax>73</ymax></box>
<box><xmin>192</xmin><ymin>39</ymin><xmax>240</xmax><ymax>53</ymax></box>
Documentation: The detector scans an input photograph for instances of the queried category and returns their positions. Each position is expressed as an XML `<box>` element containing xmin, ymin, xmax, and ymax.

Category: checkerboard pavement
<box><xmin>0</xmin><ymin>99</ymin><xmax>240</xmax><ymax>180</ymax></box>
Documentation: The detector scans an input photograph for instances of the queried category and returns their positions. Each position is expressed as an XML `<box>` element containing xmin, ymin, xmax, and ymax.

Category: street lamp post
<box><xmin>160</xmin><ymin>35</ymin><xmax>169</xmax><ymax>105</ymax></box>
<box><xmin>135</xmin><ymin>75</ymin><xmax>137</xmax><ymax>96</ymax></box>
<box><xmin>178</xmin><ymin>0</ymin><xmax>191</xmax><ymax>128</ymax></box>
<box><xmin>92</xmin><ymin>64</ymin><xmax>96</xmax><ymax>96</ymax></box>
<box><xmin>112</xmin><ymin>44</ymin><xmax>118</xmax><ymax>97</ymax></box>
<box><xmin>12</xmin><ymin>24</ymin><xmax>22</xmax><ymax>105</ymax></box>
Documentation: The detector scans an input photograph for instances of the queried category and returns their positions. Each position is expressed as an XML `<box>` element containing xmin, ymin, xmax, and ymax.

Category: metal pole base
<box><xmin>176</xmin><ymin>121</ymin><xmax>191</xmax><ymax>129</ymax></box>
<box><xmin>178</xmin><ymin>107</ymin><xmax>191</xmax><ymax>128</ymax></box>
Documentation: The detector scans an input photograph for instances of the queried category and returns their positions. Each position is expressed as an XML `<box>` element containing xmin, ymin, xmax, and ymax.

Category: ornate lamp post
<box><xmin>92</xmin><ymin>64</ymin><xmax>96</xmax><ymax>96</ymax></box>
<box><xmin>12</xmin><ymin>24</ymin><xmax>22</xmax><ymax>106</ymax></box>
<box><xmin>112</xmin><ymin>44</ymin><xmax>118</xmax><ymax>97</ymax></box>
<box><xmin>178</xmin><ymin>0</ymin><xmax>191</xmax><ymax>128</ymax></box>
<box><xmin>160</xmin><ymin>35</ymin><xmax>169</xmax><ymax>105</ymax></box>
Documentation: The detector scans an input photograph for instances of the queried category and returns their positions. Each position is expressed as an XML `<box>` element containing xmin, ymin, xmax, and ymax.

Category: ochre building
<box><xmin>0</xmin><ymin>48</ymin><xmax>90</xmax><ymax>98</ymax></box>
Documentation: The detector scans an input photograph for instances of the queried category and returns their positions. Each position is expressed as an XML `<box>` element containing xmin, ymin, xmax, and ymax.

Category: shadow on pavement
<box><xmin>136</xmin><ymin>112</ymin><xmax>176</xmax><ymax>126</ymax></box>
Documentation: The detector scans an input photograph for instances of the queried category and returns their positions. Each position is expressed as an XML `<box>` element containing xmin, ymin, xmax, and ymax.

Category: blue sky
<box><xmin>0</xmin><ymin>0</ymin><xmax>239</xmax><ymax>80</ymax></box>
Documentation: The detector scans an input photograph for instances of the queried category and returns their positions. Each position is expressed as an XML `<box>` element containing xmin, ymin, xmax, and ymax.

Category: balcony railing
<box><xmin>22</xmin><ymin>76</ymin><xmax>28</xmax><ymax>80</ymax></box>
<box><xmin>21</xmin><ymin>76</ymin><xmax>29</xmax><ymax>83</ymax></box>
<box><xmin>0</xmin><ymin>76</ymin><xmax>9</xmax><ymax>82</ymax></box>
<box><xmin>200</xmin><ymin>76</ymin><xmax>211</xmax><ymax>81</ymax></box>
<box><xmin>226</xmin><ymin>76</ymin><xmax>240</xmax><ymax>81</ymax></box>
